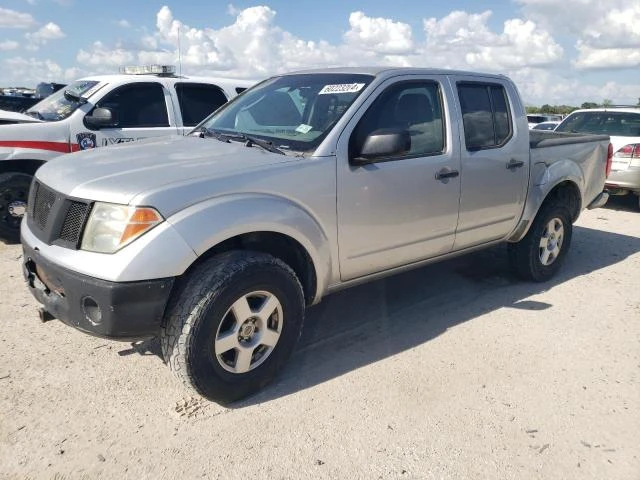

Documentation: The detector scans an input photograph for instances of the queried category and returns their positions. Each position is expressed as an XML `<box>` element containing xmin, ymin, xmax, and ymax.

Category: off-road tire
<box><xmin>0</xmin><ymin>172</ymin><xmax>33</xmax><ymax>244</ymax></box>
<box><xmin>161</xmin><ymin>251</ymin><xmax>305</xmax><ymax>404</ymax></box>
<box><xmin>508</xmin><ymin>202</ymin><xmax>573</xmax><ymax>282</ymax></box>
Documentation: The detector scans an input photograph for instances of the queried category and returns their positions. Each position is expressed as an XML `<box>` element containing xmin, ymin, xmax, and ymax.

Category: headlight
<box><xmin>81</xmin><ymin>203</ymin><xmax>163</xmax><ymax>253</ymax></box>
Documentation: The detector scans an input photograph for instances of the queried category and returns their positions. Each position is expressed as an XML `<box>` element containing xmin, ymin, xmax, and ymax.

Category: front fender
<box><xmin>166</xmin><ymin>193</ymin><xmax>333</xmax><ymax>302</ymax></box>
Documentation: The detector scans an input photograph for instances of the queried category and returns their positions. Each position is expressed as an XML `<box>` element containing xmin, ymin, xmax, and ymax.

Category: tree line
<box><xmin>526</xmin><ymin>98</ymin><xmax>640</xmax><ymax>115</ymax></box>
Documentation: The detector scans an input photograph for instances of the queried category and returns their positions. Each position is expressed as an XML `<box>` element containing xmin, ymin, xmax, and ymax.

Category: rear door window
<box><xmin>175</xmin><ymin>83</ymin><xmax>229</xmax><ymax>127</ymax></box>
<box><xmin>458</xmin><ymin>83</ymin><xmax>513</xmax><ymax>150</ymax></box>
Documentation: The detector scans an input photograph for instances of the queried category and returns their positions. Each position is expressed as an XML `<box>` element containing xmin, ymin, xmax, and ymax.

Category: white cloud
<box><xmin>116</xmin><ymin>19</ymin><xmax>131</xmax><ymax>28</ymax></box>
<box><xmin>76</xmin><ymin>41</ymin><xmax>135</xmax><ymax>68</ymax></box>
<box><xmin>0</xmin><ymin>40</ymin><xmax>19</xmax><ymax>51</ymax></box>
<box><xmin>574</xmin><ymin>43</ymin><xmax>640</xmax><ymax>69</ymax></box>
<box><xmin>2</xmin><ymin>5</ymin><xmax>638</xmax><ymax>105</ymax></box>
<box><xmin>518</xmin><ymin>0</ymin><xmax>640</xmax><ymax>69</ymax></box>
<box><xmin>0</xmin><ymin>8</ymin><xmax>36</xmax><ymax>28</ymax></box>
<box><xmin>421</xmin><ymin>11</ymin><xmax>563</xmax><ymax>70</ymax></box>
<box><xmin>344</xmin><ymin>11</ymin><xmax>413</xmax><ymax>54</ymax></box>
<box><xmin>510</xmin><ymin>67</ymin><xmax>639</xmax><ymax>105</ymax></box>
<box><xmin>25</xmin><ymin>22</ymin><xmax>66</xmax><ymax>49</ymax></box>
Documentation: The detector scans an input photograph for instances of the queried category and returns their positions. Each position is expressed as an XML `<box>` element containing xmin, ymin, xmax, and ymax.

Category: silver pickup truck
<box><xmin>21</xmin><ymin>67</ymin><xmax>611</xmax><ymax>403</ymax></box>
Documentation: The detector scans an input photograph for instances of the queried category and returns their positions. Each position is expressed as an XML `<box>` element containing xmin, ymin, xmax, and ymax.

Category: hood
<box><xmin>36</xmin><ymin>135</ymin><xmax>298</xmax><ymax>206</ymax></box>
<box><xmin>0</xmin><ymin>109</ymin><xmax>43</xmax><ymax>124</ymax></box>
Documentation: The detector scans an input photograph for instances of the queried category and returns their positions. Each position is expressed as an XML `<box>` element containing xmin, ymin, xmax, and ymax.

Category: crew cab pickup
<box><xmin>0</xmin><ymin>66</ymin><xmax>253</xmax><ymax>242</ymax></box>
<box><xmin>21</xmin><ymin>67</ymin><xmax>611</xmax><ymax>403</ymax></box>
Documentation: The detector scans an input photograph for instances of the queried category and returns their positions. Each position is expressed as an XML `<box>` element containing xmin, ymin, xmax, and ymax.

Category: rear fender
<box><xmin>508</xmin><ymin>160</ymin><xmax>583</xmax><ymax>242</ymax></box>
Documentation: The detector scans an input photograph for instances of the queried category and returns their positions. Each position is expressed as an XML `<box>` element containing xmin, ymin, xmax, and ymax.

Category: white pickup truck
<box><xmin>0</xmin><ymin>65</ymin><xmax>253</xmax><ymax>242</ymax></box>
<box><xmin>21</xmin><ymin>67</ymin><xmax>611</xmax><ymax>403</ymax></box>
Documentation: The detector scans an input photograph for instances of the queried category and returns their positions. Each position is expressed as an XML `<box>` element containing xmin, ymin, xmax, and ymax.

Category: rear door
<box><xmin>336</xmin><ymin>75</ymin><xmax>462</xmax><ymax>281</ymax></box>
<box><xmin>450</xmin><ymin>76</ymin><xmax>529</xmax><ymax>250</ymax></box>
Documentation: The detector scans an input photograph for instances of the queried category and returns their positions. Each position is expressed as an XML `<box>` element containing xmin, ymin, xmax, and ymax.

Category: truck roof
<box><xmin>283</xmin><ymin>66</ymin><xmax>508</xmax><ymax>80</ymax></box>
<box><xmin>75</xmin><ymin>73</ymin><xmax>256</xmax><ymax>88</ymax></box>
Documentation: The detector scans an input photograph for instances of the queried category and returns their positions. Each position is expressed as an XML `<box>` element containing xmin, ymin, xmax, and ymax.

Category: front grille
<box><xmin>58</xmin><ymin>201</ymin><xmax>90</xmax><ymax>245</ymax></box>
<box><xmin>32</xmin><ymin>182</ymin><xmax>56</xmax><ymax>230</ymax></box>
<box><xmin>27</xmin><ymin>181</ymin><xmax>91</xmax><ymax>249</ymax></box>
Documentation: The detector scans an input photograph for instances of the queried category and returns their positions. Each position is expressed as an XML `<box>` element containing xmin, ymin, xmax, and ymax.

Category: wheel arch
<box><xmin>0</xmin><ymin>159</ymin><xmax>46</xmax><ymax>176</ymax></box>
<box><xmin>509</xmin><ymin>178</ymin><xmax>582</xmax><ymax>243</ymax></box>
<box><xmin>167</xmin><ymin>193</ymin><xmax>334</xmax><ymax>306</ymax></box>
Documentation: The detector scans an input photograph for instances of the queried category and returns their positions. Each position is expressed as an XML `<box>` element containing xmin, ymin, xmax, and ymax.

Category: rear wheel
<box><xmin>0</xmin><ymin>172</ymin><xmax>33</xmax><ymax>244</ymax></box>
<box><xmin>508</xmin><ymin>201</ymin><xmax>573</xmax><ymax>282</ymax></box>
<box><xmin>161</xmin><ymin>251</ymin><xmax>305</xmax><ymax>404</ymax></box>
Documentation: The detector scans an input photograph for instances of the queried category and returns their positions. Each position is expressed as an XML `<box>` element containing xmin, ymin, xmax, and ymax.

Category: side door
<box><xmin>172</xmin><ymin>82</ymin><xmax>230</xmax><ymax>135</ymax></box>
<box><xmin>74</xmin><ymin>82</ymin><xmax>178</xmax><ymax>149</ymax></box>
<box><xmin>336</xmin><ymin>76</ymin><xmax>462</xmax><ymax>281</ymax></box>
<box><xmin>449</xmin><ymin>76</ymin><xmax>529</xmax><ymax>250</ymax></box>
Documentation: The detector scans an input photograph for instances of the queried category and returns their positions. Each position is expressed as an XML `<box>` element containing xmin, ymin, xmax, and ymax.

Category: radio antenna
<box><xmin>177</xmin><ymin>26</ymin><xmax>182</xmax><ymax>77</ymax></box>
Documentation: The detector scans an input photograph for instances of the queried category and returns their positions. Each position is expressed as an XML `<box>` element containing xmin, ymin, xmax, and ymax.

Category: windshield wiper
<box><xmin>193</xmin><ymin>126</ymin><xmax>227</xmax><ymax>141</ymax></box>
<box><xmin>63</xmin><ymin>90</ymin><xmax>87</xmax><ymax>104</ymax></box>
<box><xmin>225</xmin><ymin>133</ymin><xmax>285</xmax><ymax>155</ymax></box>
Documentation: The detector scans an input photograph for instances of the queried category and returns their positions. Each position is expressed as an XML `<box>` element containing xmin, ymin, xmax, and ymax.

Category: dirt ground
<box><xmin>0</xmin><ymin>196</ymin><xmax>639</xmax><ymax>480</ymax></box>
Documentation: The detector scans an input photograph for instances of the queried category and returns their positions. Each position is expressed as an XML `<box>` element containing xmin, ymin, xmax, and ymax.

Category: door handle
<box><xmin>435</xmin><ymin>169</ymin><xmax>459</xmax><ymax>180</ymax></box>
<box><xmin>507</xmin><ymin>159</ymin><xmax>525</xmax><ymax>170</ymax></box>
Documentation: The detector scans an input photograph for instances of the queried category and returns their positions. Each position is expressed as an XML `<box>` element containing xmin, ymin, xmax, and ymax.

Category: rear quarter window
<box><xmin>175</xmin><ymin>83</ymin><xmax>229</xmax><ymax>127</ymax></box>
<box><xmin>556</xmin><ymin>111</ymin><xmax>640</xmax><ymax>137</ymax></box>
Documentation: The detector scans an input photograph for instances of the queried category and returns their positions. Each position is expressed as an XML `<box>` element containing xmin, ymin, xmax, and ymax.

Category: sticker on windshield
<box><xmin>318</xmin><ymin>83</ymin><xmax>365</xmax><ymax>95</ymax></box>
<box><xmin>295</xmin><ymin>124</ymin><xmax>313</xmax><ymax>134</ymax></box>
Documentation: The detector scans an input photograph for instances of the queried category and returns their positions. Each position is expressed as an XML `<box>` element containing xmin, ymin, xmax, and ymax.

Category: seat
<box><xmin>394</xmin><ymin>93</ymin><xmax>434</xmax><ymax>127</ymax></box>
<box><xmin>307</xmin><ymin>94</ymin><xmax>339</xmax><ymax>130</ymax></box>
<box><xmin>249</xmin><ymin>91</ymin><xmax>301</xmax><ymax>126</ymax></box>
<box><xmin>137</xmin><ymin>101</ymin><xmax>168</xmax><ymax>127</ymax></box>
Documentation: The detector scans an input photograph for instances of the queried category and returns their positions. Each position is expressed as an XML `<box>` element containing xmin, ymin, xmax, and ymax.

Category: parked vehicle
<box><xmin>0</xmin><ymin>83</ymin><xmax>64</xmax><ymax>113</ymax></box>
<box><xmin>532</xmin><ymin>121</ymin><xmax>560</xmax><ymax>131</ymax></box>
<box><xmin>0</xmin><ymin>65</ymin><xmax>254</xmax><ymax>242</ymax></box>
<box><xmin>555</xmin><ymin>107</ymin><xmax>640</xmax><ymax>209</ymax></box>
<box><xmin>527</xmin><ymin>113</ymin><xmax>563</xmax><ymax>129</ymax></box>
<box><xmin>21</xmin><ymin>67</ymin><xmax>611</xmax><ymax>403</ymax></box>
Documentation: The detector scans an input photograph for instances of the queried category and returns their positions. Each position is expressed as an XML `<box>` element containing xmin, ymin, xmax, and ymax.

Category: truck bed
<box><xmin>529</xmin><ymin>130</ymin><xmax>610</xmax><ymax>212</ymax></box>
<box><xmin>529</xmin><ymin>130</ymin><xmax>609</xmax><ymax>149</ymax></box>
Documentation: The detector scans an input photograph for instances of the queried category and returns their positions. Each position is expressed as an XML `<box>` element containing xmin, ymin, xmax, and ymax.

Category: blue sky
<box><xmin>1</xmin><ymin>0</ymin><xmax>639</xmax><ymax>105</ymax></box>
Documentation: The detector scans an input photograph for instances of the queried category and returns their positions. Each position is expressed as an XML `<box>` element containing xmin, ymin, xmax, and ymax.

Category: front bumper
<box><xmin>22</xmin><ymin>240</ymin><xmax>174</xmax><ymax>340</ymax></box>
<box><xmin>606</xmin><ymin>167</ymin><xmax>640</xmax><ymax>193</ymax></box>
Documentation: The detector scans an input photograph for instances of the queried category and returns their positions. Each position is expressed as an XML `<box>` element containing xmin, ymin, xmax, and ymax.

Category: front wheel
<box><xmin>161</xmin><ymin>251</ymin><xmax>305</xmax><ymax>404</ymax></box>
<box><xmin>508</xmin><ymin>202</ymin><xmax>573</xmax><ymax>282</ymax></box>
<box><xmin>0</xmin><ymin>172</ymin><xmax>33</xmax><ymax>244</ymax></box>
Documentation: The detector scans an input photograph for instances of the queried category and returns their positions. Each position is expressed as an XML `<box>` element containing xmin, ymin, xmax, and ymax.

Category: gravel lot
<box><xmin>1</xmin><ymin>196</ymin><xmax>639</xmax><ymax>480</ymax></box>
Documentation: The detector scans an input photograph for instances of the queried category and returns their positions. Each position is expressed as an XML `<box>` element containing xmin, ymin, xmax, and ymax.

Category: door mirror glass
<box><xmin>351</xmin><ymin>128</ymin><xmax>410</xmax><ymax>165</ymax></box>
<box><xmin>85</xmin><ymin>107</ymin><xmax>116</xmax><ymax>129</ymax></box>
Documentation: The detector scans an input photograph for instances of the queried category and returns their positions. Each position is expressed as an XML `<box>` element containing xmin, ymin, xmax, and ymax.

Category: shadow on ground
<box><xmin>602</xmin><ymin>194</ymin><xmax>638</xmax><ymax>212</ymax></box>
<box><xmin>239</xmin><ymin>225</ymin><xmax>640</xmax><ymax>406</ymax></box>
<box><xmin>118</xmin><ymin>225</ymin><xmax>640</xmax><ymax>405</ymax></box>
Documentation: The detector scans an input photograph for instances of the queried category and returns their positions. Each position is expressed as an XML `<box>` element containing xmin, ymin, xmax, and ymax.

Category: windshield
<box><xmin>200</xmin><ymin>73</ymin><xmax>374</xmax><ymax>153</ymax></box>
<box><xmin>26</xmin><ymin>80</ymin><xmax>102</xmax><ymax>122</ymax></box>
<box><xmin>555</xmin><ymin>111</ymin><xmax>640</xmax><ymax>137</ymax></box>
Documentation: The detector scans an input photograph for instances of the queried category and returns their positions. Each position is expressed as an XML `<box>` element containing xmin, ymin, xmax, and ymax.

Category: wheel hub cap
<box><xmin>8</xmin><ymin>200</ymin><xmax>27</xmax><ymax>218</ymax></box>
<box><xmin>539</xmin><ymin>217</ymin><xmax>564</xmax><ymax>266</ymax></box>
<box><xmin>214</xmin><ymin>291</ymin><xmax>283</xmax><ymax>374</ymax></box>
<box><xmin>239</xmin><ymin>320</ymin><xmax>257</xmax><ymax>340</ymax></box>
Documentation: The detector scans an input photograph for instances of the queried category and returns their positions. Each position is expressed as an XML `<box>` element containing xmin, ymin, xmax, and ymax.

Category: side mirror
<box><xmin>350</xmin><ymin>128</ymin><xmax>411</xmax><ymax>165</ymax></box>
<box><xmin>84</xmin><ymin>107</ymin><xmax>116</xmax><ymax>129</ymax></box>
